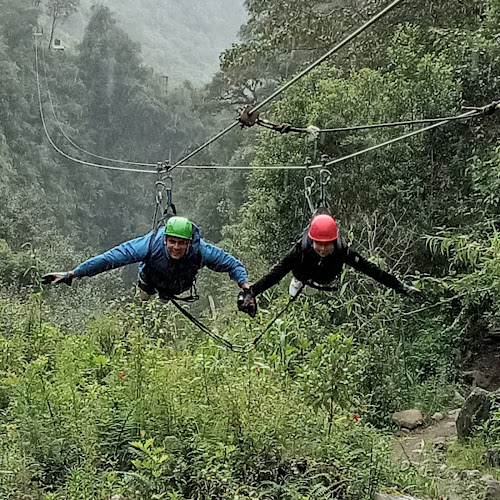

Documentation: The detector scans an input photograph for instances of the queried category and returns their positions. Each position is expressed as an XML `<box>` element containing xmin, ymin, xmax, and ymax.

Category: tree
<box><xmin>45</xmin><ymin>0</ymin><xmax>79</xmax><ymax>49</ymax></box>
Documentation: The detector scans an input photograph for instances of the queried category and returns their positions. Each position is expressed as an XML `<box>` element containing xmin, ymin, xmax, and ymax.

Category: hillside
<box><xmin>49</xmin><ymin>0</ymin><xmax>247</xmax><ymax>85</ymax></box>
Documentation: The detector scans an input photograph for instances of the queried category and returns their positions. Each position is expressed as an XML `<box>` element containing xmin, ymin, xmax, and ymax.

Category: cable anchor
<box><xmin>238</xmin><ymin>105</ymin><xmax>261</xmax><ymax>128</ymax></box>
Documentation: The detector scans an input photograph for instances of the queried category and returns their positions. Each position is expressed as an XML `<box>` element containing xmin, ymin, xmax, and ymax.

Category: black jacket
<box><xmin>252</xmin><ymin>231</ymin><xmax>406</xmax><ymax>296</ymax></box>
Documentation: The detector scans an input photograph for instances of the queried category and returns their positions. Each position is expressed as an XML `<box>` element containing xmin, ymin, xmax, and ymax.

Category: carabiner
<box><xmin>319</xmin><ymin>169</ymin><xmax>331</xmax><ymax>209</ymax></box>
<box><xmin>320</xmin><ymin>169</ymin><xmax>331</xmax><ymax>187</ymax></box>
<box><xmin>304</xmin><ymin>176</ymin><xmax>316</xmax><ymax>215</ymax></box>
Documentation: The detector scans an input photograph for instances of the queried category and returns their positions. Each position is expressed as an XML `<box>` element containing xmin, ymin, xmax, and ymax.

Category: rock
<box><xmin>482</xmin><ymin>475</ymin><xmax>495</xmax><ymax>482</ymax></box>
<box><xmin>447</xmin><ymin>408</ymin><xmax>461</xmax><ymax>418</ymax></box>
<box><xmin>393</xmin><ymin>410</ymin><xmax>423</xmax><ymax>430</ymax></box>
<box><xmin>484</xmin><ymin>450</ymin><xmax>500</xmax><ymax>467</ymax></box>
<box><xmin>486</xmin><ymin>480</ymin><xmax>500</xmax><ymax>499</ymax></box>
<box><xmin>444</xmin><ymin>421</ymin><xmax>457</xmax><ymax>428</ymax></box>
<box><xmin>457</xmin><ymin>388</ymin><xmax>492</xmax><ymax>439</ymax></box>
<box><xmin>431</xmin><ymin>411</ymin><xmax>444</xmax><ymax>422</ymax></box>
<box><xmin>463</xmin><ymin>370</ymin><xmax>493</xmax><ymax>390</ymax></box>
<box><xmin>398</xmin><ymin>428</ymin><xmax>411</xmax><ymax>437</ymax></box>
<box><xmin>432</xmin><ymin>437</ymin><xmax>447</xmax><ymax>450</ymax></box>
<box><xmin>458</xmin><ymin>469</ymin><xmax>480</xmax><ymax>480</ymax></box>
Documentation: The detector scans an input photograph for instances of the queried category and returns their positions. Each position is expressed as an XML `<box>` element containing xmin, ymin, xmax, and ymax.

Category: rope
<box><xmin>169</xmin><ymin>284</ymin><xmax>305</xmax><ymax>353</ymax></box>
<box><xmin>178</xmin><ymin>102</ymin><xmax>497</xmax><ymax>172</ymax></box>
<box><xmin>41</xmin><ymin>45</ymin><xmax>157</xmax><ymax>167</ymax></box>
<box><xmin>254</xmin><ymin>110</ymin><xmax>485</xmax><ymax>135</ymax></box>
<box><xmin>172</xmin><ymin>164</ymin><xmax>308</xmax><ymax>170</ymax></box>
<box><xmin>311</xmin><ymin>108</ymin><xmax>488</xmax><ymax>169</ymax></box>
<box><xmin>167</xmin><ymin>0</ymin><xmax>405</xmax><ymax>172</ymax></box>
<box><xmin>34</xmin><ymin>37</ymin><xmax>158</xmax><ymax>175</ymax></box>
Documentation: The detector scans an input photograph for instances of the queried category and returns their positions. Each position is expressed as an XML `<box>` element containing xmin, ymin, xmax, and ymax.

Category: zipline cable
<box><xmin>34</xmin><ymin>36</ymin><xmax>158</xmax><ymax>175</ymax></box>
<box><xmin>170</xmin><ymin>105</ymin><xmax>494</xmax><ymax>171</ymax></box>
<box><xmin>40</xmin><ymin>44</ymin><xmax>158</xmax><ymax>168</ymax></box>
<box><xmin>167</xmin><ymin>0</ymin><xmax>406</xmax><ymax>172</ymax></box>
<box><xmin>313</xmin><ymin>109</ymin><xmax>483</xmax><ymax>169</ymax></box>
<box><xmin>256</xmin><ymin>111</ymin><xmax>485</xmax><ymax>135</ymax></box>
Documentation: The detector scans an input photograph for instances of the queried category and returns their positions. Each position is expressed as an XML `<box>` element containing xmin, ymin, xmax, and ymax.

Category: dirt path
<box><xmin>393</xmin><ymin>410</ymin><xmax>459</xmax><ymax>463</ymax></box>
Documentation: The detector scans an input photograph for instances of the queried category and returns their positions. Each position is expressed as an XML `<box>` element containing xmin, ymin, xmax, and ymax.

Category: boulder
<box><xmin>456</xmin><ymin>388</ymin><xmax>492</xmax><ymax>438</ymax></box>
<box><xmin>393</xmin><ymin>409</ymin><xmax>423</xmax><ymax>430</ymax></box>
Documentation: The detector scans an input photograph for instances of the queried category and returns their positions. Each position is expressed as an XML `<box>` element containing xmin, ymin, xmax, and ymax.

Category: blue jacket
<box><xmin>73</xmin><ymin>225</ymin><xmax>248</xmax><ymax>296</ymax></box>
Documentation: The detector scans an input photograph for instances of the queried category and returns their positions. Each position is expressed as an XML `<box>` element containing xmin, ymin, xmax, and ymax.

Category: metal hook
<box><xmin>320</xmin><ymin>169</ymin><xmax>332</xmax><ymax>187</ymax></box>
<box><xmin>304</xmin><ymin>176</ymin><xmax>316</xmax><ymax>215</ymax></box>
<box><xmin>304</xmin><ymin>176</ymin><xmax>316</xmax><ymax>193</ymax></box>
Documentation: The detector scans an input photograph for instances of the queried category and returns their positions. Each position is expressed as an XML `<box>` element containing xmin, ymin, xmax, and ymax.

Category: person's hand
<box><xmin>41</xmin><ymin>271</ymin><xmax>74</xmax><ymax>286</ymax></box>
<box><xmin>237</xmin><ymin>288</ymin><xmax>257</xmax><ymax>318</ymax></box>
<box><xmin>401</xmin><ymin>283</ymin><xmax>420</xmax><ymax>296</ymax></box>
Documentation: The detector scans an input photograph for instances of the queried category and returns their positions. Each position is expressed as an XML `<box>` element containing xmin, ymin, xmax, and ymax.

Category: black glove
<box><xmin>237</xmin><ymin>288</ymin><xmax>257</xmax><ymax>318</ymax></box>
<box><xmin>41</xmin><ymin>271</ymin><xmax>74</xmax><ymax>286</ymax></box>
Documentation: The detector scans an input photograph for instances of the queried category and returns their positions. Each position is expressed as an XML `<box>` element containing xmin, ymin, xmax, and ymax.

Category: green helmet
<box><xmin>164</xmin><ymin>216</ymin><xmax>193</xmax><ymax>240</ymax></box>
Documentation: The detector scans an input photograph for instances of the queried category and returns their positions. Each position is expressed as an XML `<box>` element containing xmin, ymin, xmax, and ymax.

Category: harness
<box><xmin>142</xmin><ymin>226</ymin><xmax>201</xmax><ymax>302</ymax></box>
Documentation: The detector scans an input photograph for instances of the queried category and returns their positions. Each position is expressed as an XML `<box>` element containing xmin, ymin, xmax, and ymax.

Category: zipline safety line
<box><xmin>34</xmin><ymin>37</ymin><xmax>158</xmax><ymax>175</ymax></box>
<box><xmin>177</xmin><ymin>164</ymin><xmax>307</xmax><ymax>170</ymax></box>
<box><xmin>310</xmin><ymin>109</ymin><xmax>483</xmax><ymax>169</ymax></box>
<box><xmin>251</xmin><ymin>0</ymin><xmax>404</xmax><ymax>115</ymax></box>
<box><xmin>41</xmin><ymin>45</ymin><xmax>158</xmax><ymax>168</ymax></box>
<box><xmin>188</xmin><ymin>106</ymin><xmax>492</xmax><ymax>172</ymax></box>
<box><xmin>256</xmin><ymin>110</ymin><xmax>484</xmax><ymax>135</ymax></box>
<box><xmin>168</xmin><ymin>0</ymin><xmax>405</xmax><ymax>172</ymax></box>
<box><xmin>170</xmin><ymin>121</ymin><xmax>240</xmax><ymax>170</ymax></box>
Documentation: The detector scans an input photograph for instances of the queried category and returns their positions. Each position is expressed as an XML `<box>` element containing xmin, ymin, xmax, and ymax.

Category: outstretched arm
<box><xmin>73</xmin><ymin>233</ymin><xmax>153</xmax><ymax>278</ymax></box>
<box><xmin>251</xmin><ymin>249</ymin><xmax>296</xmax><ymax>296</ymax></box>
<box><xmin>42</xmin><ymin>233</ymin><xmax>154</xmax><ymax>286</ymax></box>
<box><xmin>345</xmin><ymin>247</ymin><xmax>417</xmax><ymax>294</ymax></box>
<box><xmin>200</xmin><ymin>242</ymin><xmax>249</xmax><ymax>287</ymax></box>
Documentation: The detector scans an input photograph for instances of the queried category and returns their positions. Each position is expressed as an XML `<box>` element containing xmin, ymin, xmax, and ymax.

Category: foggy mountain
<box><xmin>53</xmin><ymin>0</ymin><xmax>247</xmax><ymax>85</ymax></box>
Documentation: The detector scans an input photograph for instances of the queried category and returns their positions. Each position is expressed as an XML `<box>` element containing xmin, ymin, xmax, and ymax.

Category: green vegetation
<box><xmin>1</xmin><ymin>0</ymin><xmax>499</xmax><ymax>498</ymax></box>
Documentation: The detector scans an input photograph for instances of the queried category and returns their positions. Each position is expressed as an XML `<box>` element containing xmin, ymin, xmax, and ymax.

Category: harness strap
<box><xmin>304</xmin><ymin>281</ymin><xmax>338</xmax><ymax>292</ymax></box>
<box><xmin>167</xmin><ymin>283</ymin><xmax>306</xmax><ymax>353</ymax></box>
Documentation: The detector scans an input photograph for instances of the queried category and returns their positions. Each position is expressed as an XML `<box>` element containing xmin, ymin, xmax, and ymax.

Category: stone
<box><xmin>393</xmin><ymin>409</ymin><xmax>423</xmax><ymax>430</ymax></box>
<box><xmin>486</xmin><ymin>480</ymin><xmax>500</xmax><ymax>499</ymax></box>
<box><xmin>482</xmin><ymin>474</ymin><xmax>495</xmax><ymax>482</ymax></box>
<box><xmin>398</xmin><ymin>428</ymin><xmax>411</xmax><ymax>437</ymax></box>
<box><xmin>457</xmin><ymin>388</ymin><xmax>492</xmax><ymax>439</ymax></box>
<box><xmin>458</xmin><ymin>469</ymin><xmax>480</xmax><ymax>480</ymax></box>
<box><xmin>431</xmin><ymin>412</ymin><xmax>444</xmax><ymax>421</ymax></box>
<box><xmin>448</xmin><ymin>408</ymin><xmax>461</xmax><ymax>418</ymax></box>
<box><xmin>432</xmin><ymin>437</ymin><xmax>447</xmax><ymax>450</ymax></box>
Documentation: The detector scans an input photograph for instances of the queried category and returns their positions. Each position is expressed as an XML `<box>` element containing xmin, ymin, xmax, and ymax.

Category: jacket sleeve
<box><xmin>73</xmin><ymin>233</ymin><xmax>153</xmax><ymax>278</ymax></box>
<box><xmin>251</xmin><ymin>247</ymin><xmax>296</xmax><ymax>296</ymax></box>
<box><xmin>344</xmin><ymin>246</ymin><xmax>405</xmax><ymax>293</ymax></box>
<box><xmin>200</xmin><ymin>242</ymin><xmax>249</xmax><ymax>286</ymax></box>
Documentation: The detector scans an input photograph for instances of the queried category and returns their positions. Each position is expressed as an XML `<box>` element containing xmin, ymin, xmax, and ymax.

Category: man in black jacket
<box><xmin>238</xmin><ymin>214</ymin><xmax>418</xmax><ymax>308</ymax></box>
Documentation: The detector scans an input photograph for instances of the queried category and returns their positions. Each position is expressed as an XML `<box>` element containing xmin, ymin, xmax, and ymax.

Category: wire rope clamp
<box><xmin>238</xmin><ymin>105</ymin><xmax>260</xmax><ymax>128</ymax></box>
<box><xmin>306</xmin><ymin>125</ymin><xmax>320</xmax><ymax>140</ymax></box>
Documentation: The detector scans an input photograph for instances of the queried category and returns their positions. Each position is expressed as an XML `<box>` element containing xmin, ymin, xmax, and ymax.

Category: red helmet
<box><xmin>308</xmin><ymin>214</ymin><xmax>338</xmax><ymax>242</ymax></box>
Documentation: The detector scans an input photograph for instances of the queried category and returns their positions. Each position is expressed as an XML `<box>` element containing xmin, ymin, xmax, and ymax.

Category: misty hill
<box><xmin>54</xmin><ymin>0</ymin><xmax>247</xmax><ymax>85</ymax></box>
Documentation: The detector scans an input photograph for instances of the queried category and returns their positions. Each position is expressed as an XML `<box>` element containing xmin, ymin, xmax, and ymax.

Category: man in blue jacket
<box><xmin>42</xmin><ymin>216</ymin><xmax>257</xmax><ymax>316</ymax></box>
